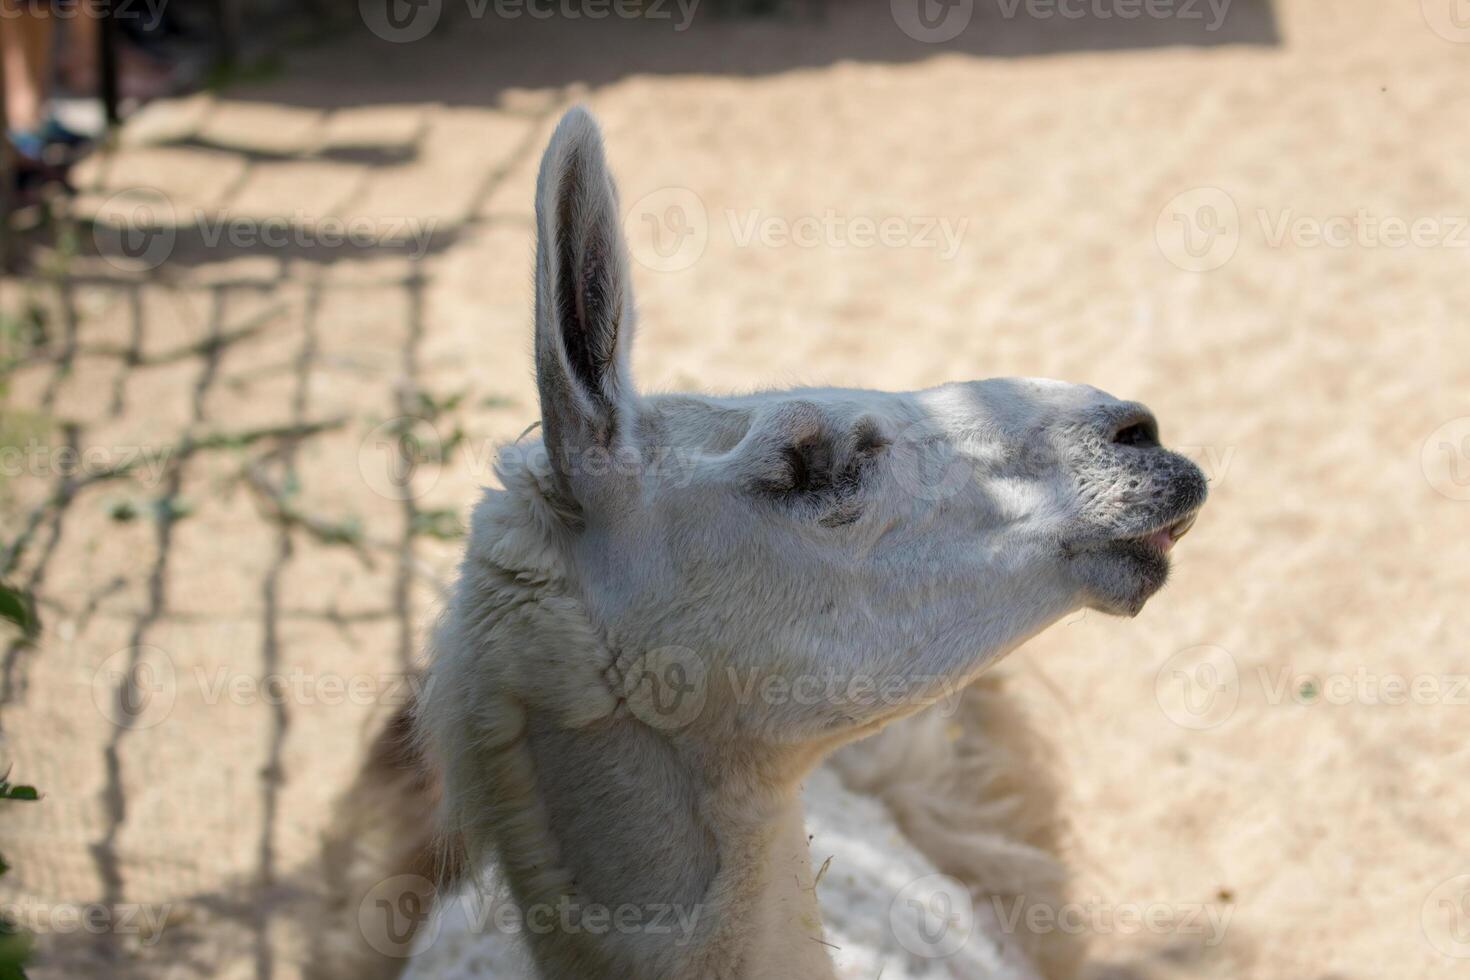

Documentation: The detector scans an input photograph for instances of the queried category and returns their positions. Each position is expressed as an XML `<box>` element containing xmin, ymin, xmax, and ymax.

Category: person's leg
<box><xmin>0</xmin><ymin>0</ymin><xmax>53</xmax><ymax>131</ymax></box>
<box><xmin>56</xmin><ymin>0</ymin><xmax>173</xmax><ymax>103</ymax></box>
<box><xmin>2</xmin><ymin>0</ymin><xmax>76</xmax><ymax>192</ymax></box>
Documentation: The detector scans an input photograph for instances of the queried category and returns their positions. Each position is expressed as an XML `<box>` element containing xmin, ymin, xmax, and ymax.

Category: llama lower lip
<box><xmin>1133</xmin><ymin>510</ymin><xmax>1197</xmax><ymax>555</ymax></box>
<box><xmin>1169</xmin><ymin>511</ymin><xmax>1198</xmax><ymax>542</ymax></box>
<box><xmin>1147</xmin><ymin>529</ymin><xmax>1176</xmax><ymax>553</ymax></box>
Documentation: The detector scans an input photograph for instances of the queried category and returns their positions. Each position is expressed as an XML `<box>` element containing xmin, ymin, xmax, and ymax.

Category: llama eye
<box><xmin>757</xmin><ymin>423</ymin><xmax>890</xmax><ymax>504</ymax></box>
<box><xmin>836</xmin><ymin>420</ymin><xmax>888</xmax><ymax>491</ymax></box>
<box><xmin>751</xmin><ymin>436</ymin><xmax>834</xmax><ymax>498</ymax></box>
<box><xmin>783</xmin><ymin>444</ymin><xmax>813</xmax><ymax>494</ymax></box>
<box><xmin>785</xmin><ymin>437</ymin><xmax>834</xmax><ymax>495</ymax></box>
<box><xmin>852</xmin><ymin>420</ymin><xmax>889</xmax><ymax>459</ymax></box>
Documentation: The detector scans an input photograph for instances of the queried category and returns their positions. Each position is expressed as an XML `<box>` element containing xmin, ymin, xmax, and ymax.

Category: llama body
<box><xmin>410</xmin><ymin>107</ymin><xmax>1207</xmax><ymax>979</ymax></box>
<box><xmin>403</xmin><ymin>768</ymin><xmax>1044</xmax><ymax>980</ymax></box>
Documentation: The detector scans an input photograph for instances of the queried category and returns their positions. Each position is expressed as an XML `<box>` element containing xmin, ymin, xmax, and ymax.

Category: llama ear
<box><xmin>532</xmin><ymin>107</ymin><xmax>638</xmax><ymax>509</ymax></box>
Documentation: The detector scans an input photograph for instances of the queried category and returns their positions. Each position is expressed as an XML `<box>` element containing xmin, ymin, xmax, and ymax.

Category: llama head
<box><xmin>516</xmin><ymin>107</ymin><xmax>1207</xmax><ymax>747</ymax></box>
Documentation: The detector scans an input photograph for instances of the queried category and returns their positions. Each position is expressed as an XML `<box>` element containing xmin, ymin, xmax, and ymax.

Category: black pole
<box><xmin>0</xmin><ymin>39</ymin><xmax>12</xmax><ymax>270</ymax></box>
<box><xmin>97</xmin><ymin>0</ymin><xmax>120</xmax><ymax>127</ymax></box>
<box><xmin>207</xmin><ymin>0</ymin><xmax>236</xmax><ymax>69</ymax></box>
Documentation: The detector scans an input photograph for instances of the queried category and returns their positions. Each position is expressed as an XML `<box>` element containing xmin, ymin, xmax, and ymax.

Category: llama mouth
<box><xmin>1132</xmin><ymin>510</ymin><xmax>1198</xmax><ymax>556</ymax></box>
<box><xmin>1069</xmin><ymin>505</ymin><xmax>1202</xmax><ymax>617</ymax></box>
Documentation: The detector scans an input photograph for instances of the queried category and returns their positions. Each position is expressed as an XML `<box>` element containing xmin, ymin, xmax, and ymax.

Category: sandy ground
<box><xmin>2</xmin><ymin>1</ymin><xmax>1469</xmax><ymax>977</ymax></box>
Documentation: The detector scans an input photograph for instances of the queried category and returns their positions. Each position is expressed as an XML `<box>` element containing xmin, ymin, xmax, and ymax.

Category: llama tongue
<box><xmin>1152</xmin><ymin>512</ymin><xmax>1197</xmax><ymax>552</ymax></box>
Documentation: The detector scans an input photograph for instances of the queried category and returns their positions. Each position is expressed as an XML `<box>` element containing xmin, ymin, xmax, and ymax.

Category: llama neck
<box><xmin>438</xmin><ymin>462</ymin><xmax>835</xmax><ymax>978</ymax></box>
<box><xmin>499</xmin><ymin>708</ymin><xmax>834</xmax><ymax>975</ymax></box>
<box><xmin>508</xmin><ymin>709</ymin><xmax>834</xmax><ymax>979</ymax></box>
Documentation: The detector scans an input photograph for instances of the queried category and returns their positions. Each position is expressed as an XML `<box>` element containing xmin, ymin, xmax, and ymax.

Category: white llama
<box><xmin>397</xmin><ymin>107</ymin><xmax>1206</xmax><ymax>980</ymax></box>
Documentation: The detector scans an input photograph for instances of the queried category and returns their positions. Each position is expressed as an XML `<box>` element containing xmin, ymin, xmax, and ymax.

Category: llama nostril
<box><xmin>1112</xmin><ymin>415</ymin><xmax>1160</xmax><ymax>448</ymax></box>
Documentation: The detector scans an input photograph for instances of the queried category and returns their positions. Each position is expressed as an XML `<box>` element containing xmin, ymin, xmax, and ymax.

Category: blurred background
<box><xmin>2</xmin><ymin>0</ymin><xmax>1469</xmax><ymax>978</ymax></box>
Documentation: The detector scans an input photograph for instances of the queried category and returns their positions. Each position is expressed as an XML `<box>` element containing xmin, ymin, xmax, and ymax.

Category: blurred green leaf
<box><xmin>0</xmin><ymin>772</ymin><xmax>39</xmax><ymax>802</ymax></box>
<box><xmin>0</xmin><ymin>585</ymin><xmax>34</xmax><ymax>639</ymax></box>
<box><xmin>0</xmin><ymin>771</ymin><xmax>41</xmax><ymax>978</ymax></box>
<box><xmin>0</xmin><ymin>928</ymin><xmax>31</xmax><ymax>980</ymax></box>
<box><xmin>411</xmin><ymin>508</ymin><xmax>465</xmax><ymax>540</ymax></box>
<box><xmin>152</xmin><ymin>496</ymin><xmax>193</xmax><ymax>522</ymax></box>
